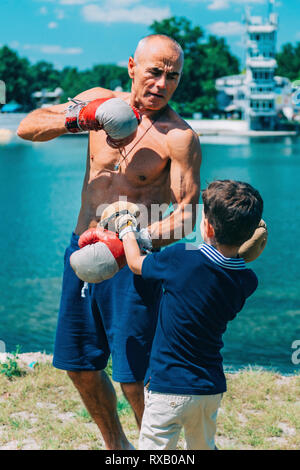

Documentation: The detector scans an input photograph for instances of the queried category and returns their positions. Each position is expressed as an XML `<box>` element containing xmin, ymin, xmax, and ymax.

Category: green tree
<box><xmin>0</xmin><ymin>46</ymin><xmax>32</xmax><ymax>106</ymax></box>
<box><xmin>86</xmin><ymin>64</ymin><xmax>130</xmax><ymax>91</ymax></box>
<box><xmin>59</xmin><ymin>67</ymin><xmax>89</xmax><ymax>102</ymax></box>
<box><xmin>150</xmin><ymin>17</ymin><xmax>240</xmax><ymax>116</ymax></box>
<box><xmin>60</xmin><ymin>64</ymin><xmax>130</xmax><ymax>102</ymax></box>
<box><xmin>30</xmin><ymin>61</ymin><xmax>61</xmax><ymax>93</ymax></box>
<box><xmin>276</xmin><ymin>42</ymin><xmax>300</xmax><ymax>81</ymax></box>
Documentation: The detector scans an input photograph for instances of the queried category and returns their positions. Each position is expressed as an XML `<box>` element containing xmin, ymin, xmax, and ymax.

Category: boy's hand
<box><xmin>116</xmin><ymin>213</ymin><xmax>138</xmax><ymax>239</ymax></box>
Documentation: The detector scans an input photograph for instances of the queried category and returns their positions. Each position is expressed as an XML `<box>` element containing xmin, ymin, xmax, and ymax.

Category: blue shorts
<box><xmin>53</xmin><ymin>232</ymin><xmax>162</xmax><ymax>382</ymax></box>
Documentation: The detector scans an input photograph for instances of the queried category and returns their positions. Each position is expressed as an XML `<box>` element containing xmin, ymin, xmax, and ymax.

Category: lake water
<box><xmin>0</xmin><ymin>134</ymin><xmax>299</xmax><ymax>374</ymax></box>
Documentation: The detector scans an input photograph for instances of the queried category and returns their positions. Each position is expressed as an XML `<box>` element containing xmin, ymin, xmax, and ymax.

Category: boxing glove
<box><xmin>65</xmin><ymin>97</ymin><xmax>141</xmax><ymax>147</ymax></box>
<box><xmin>70</xmin><ymin>228</ymin><xmax>126</xmax><ymax>283</ymax></box>
<box><xmin>99</xmin><ymin>200</ymin><xmax>140</xmax><ymax>232</ymax></box>
<box><xmin>238</xmin><ymin>219</ymin><xmax>268</xmax><ymax>262</ymax></box>
<box><xmin>100</xmin><ymin>201</ymin><xmax>153</xmax><ymax>253</ymax></box>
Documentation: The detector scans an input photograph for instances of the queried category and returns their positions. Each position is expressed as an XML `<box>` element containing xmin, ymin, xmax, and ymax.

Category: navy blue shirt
<box><xmin>141</xmin><ymin>243</ymin><xmax>258</xmax><ymax>395</ymax></box>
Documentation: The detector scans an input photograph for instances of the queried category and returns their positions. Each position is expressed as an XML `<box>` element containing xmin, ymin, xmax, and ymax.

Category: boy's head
<box><xmin>201</xmin><ymin>180</ymin><xmax>263</xmax><ymax>247</ymax></box>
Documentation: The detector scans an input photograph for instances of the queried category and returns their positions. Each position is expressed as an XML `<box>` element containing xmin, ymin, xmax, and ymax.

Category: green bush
<box><xmin>0</xmin><ymin>345</ymin><xmax>23</xmax><ymax>379</ymax></box>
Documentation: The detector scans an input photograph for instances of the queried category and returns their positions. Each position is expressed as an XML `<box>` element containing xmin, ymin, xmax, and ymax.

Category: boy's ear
<box><xmin>206</xmin><ymin>220</ymin><xmax>215</xmax><ymax>239</ymax></box>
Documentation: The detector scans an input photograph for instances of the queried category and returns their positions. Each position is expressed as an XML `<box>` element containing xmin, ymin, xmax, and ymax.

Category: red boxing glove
<box><xmin>65</xmin><ymin>97</ymin><xmax>141</xmax><ymax>147</ymax></box>
<box><xmin>70</xmin><ymin>227</ymin><xmax>126</xmax><ymax>283</ymax></box>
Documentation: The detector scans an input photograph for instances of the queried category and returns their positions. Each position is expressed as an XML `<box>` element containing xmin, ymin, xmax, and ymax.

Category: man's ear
<box><xmin>128</xmin><ymin>57</ymin><xmax>135</xmax><ymax>79</ymax></box>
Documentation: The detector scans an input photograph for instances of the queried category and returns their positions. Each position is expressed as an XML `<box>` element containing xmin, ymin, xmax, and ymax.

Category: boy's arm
<box><xmin>122</xmin><ymin>232</ymin><xmax>146</xmax><ymax>275</ymax></box>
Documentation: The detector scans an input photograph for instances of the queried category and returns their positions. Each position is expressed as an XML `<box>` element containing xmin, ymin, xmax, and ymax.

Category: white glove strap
<box><xmin>118</xmin><ymin>225</ymin><xmax>137</xmax><ymax>240</ymax></box>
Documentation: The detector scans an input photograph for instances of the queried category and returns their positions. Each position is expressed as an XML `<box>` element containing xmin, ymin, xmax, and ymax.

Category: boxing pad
<box><xmin>65</xmin><ymin>97</ymin><xmax>141</xmax><ymax>148</ymax></box>
<box><xmin>238</xmin><ymin>219</ymin><xmax>268</xmax><ymax>263</ymax></box>
<box><xmin>99</xmin><ymin>201</ymin><xmax>140</xmax><ymax>231</ymax></box>
<box><xmin>100</xmin><ymin>201</ymin><xmax>153</xmax><ymax>253</ymax></box>
<box><xmin>70</xmin><ymin>228</ymin><xmax>126</xmax><ymax>283</ymax></box>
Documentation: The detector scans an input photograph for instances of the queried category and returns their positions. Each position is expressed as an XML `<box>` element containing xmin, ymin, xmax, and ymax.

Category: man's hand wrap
<box><xmin>100</xmin><ymin>201</ymin><xmax>153</xmax><ymax>253</ymax></box>
<box><xmin>65</xmin><ymin>97</ymin><xmax>141</xmax><ymax>147</ymax></box>
<box><xmin>238</xmin><ymin>219</ymin><xmax>268</xmax><ymax>262</ymax></box>
<box><xmin>99</xmin><ymin>201</ymin><xmax>140</xmax><ymax>232</ymax></box>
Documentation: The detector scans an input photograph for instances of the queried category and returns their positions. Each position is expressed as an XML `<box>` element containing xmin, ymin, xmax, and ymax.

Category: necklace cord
<box><xmin>115</xmin><ymin>110</ymin><xmax>163</xmax><ymax>171</ymax></box>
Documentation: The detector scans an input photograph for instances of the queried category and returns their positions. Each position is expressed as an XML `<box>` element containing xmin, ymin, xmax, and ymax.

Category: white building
<box><xmin>216</xmin><ymin>1</ymin><xmax>293</xmax><ymax>131</ymax></box>
<box><xmin>31</xmin><ymin>87</ymin><xmax>63</xmax><ymax>108</ymax></box>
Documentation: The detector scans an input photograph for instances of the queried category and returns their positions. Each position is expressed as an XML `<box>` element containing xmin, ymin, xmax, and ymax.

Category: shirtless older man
<box><xmin>18</xmin><ymin>34</ymin><xmax>202</xmax><ymax>449</ymax></box>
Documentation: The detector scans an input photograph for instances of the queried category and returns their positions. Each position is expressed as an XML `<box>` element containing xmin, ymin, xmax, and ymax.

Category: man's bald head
<box><xmin>134</xmin><ymin>34</ymin><xmax>184</xmax><ymax>69</ymax></box>
<box><xmin>128</xmin><ymin>34</ymin><xmax>184</xmax><ymax>112</ymax></box>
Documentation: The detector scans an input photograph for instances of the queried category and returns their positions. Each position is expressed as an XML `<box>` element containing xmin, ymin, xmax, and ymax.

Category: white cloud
<box><xmin>48</xmin><ymin>21</ymin><xmax>58</xmax><ymax>28</ymax></box>
<box><xmin>60</xmin><ymin>0</ymin><xmax>89</xmax><ymax>4</ymax></box>
<box><xmin>109</xmin><ymin>0</ymin><xmax>141</xmax><ymax>5</ymax></box>
<box><xmin>41</xmin><ymin>45</ymin><xmax>82</xmax><ymax>54</ymax></box>
<box><xmin>23</xmin><ymin>44</ymin><xmax>83</xmax><ymax>55</ymax></box>
<box><xmin>117</xmin><ymin>60</ymin><xmax>129</xmax><ymax>67</ymax></box>
<box><xmin>10</xmin><ymin>41</ymin><xmax>20</xmax><ymax>49</ymax></box>
<box><xmin>82</xmin><ymin>4</ymin><xmax>170</xmax><ymax>25</ymax></box>
<box><xmin>188</xmin><ymin>0</ymin><xmax>267</xmax><ymax>10</ymax></box>
<box><xmin>207</xmin><ymin>21</ymin><xmax>245</xmax><ymax>36</ymax></box>
<box><xmin>55</xmin><ymin>9</ymin><xmax>65</xmax><ymax>19</ymax></box>
<box><xmin>59</xmin><ymin>0</ymin><xmax>140</xmax><ymax>4</ymax></box>
<box><xmin>39</xmin><ymin>6</ymin><xmax>49</xmax><ymax>15</ymax></box>
<box><xmin>207</xmin><ymin>0</ymin><xmax>229</xmax><ymax>10</ymax></box>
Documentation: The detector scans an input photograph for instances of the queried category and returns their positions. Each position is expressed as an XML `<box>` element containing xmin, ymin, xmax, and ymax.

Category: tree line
<box><xmin>1</xmin><ymin>17</ymin><xmax>300</xmax><ymax>116</ymax></box>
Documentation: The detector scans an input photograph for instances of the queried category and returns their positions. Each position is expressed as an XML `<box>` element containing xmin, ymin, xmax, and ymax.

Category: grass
<box><xmin>0</xmin><ymin>346</ymin><xmax>23</xmax><ymax>379</ymax></box>
<box><xmin>0</xmin><ymin>354</ymin><xmax>299</xmax><ymax>450</ymax></box>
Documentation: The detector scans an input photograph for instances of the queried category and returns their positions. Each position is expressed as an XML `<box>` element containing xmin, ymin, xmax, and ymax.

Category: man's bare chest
<box><xmin>88</xmin><ymin>126</ymin><xmax>170</xmax><ymax>186</ymax></box>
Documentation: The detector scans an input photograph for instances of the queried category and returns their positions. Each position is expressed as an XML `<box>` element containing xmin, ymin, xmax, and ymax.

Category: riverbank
<box><xmin>0</xmin><ymin>353</ymin><xmax>299</xmax><ymax>450</ymax></box>
<box><xmin>185</xmin><ymin>119</ymin><xmax>298</xmax><ymax>137</ymax></box>
<box><xmin>0</xmin><ymin>114</ymin><xmax>298</xmax><ymax>144</ymax></box>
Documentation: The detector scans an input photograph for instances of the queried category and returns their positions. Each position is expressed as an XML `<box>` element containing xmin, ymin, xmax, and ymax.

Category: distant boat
<box><xmin>1</xmin><ymin>101</ymin><xmax>23</xmax><ymax>113</ymax></box>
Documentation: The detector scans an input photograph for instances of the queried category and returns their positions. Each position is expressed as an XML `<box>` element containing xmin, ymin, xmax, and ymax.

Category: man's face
<box><xmin>129</xmin><ymin>41</ymin><xmax>183</xmax><ymax>111</ymax></box>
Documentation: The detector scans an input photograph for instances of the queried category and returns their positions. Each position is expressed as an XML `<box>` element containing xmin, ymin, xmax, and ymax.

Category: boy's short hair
<box><xmin>202</xmin><ymin>180</ymin><xmax>263</xmax><ymax>246</ymax></box>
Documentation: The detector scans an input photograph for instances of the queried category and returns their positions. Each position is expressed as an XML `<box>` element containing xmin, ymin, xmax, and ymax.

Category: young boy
<box><xmin>114</xmin><ymin>179</ymin><xmax>264</xmax><ymax>450</ymax></box>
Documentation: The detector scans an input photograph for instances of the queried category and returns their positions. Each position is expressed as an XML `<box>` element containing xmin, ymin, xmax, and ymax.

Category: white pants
<box><xmin>139</xmin><ymin>389</ymin><xmax>223</xmax><ymax>450</ymax></box>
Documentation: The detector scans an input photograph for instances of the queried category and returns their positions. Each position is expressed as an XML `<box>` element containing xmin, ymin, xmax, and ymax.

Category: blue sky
<box><xmin>1</xmin><ymin>0</ymin><xmax>299</xmax><ymax>70</ymax></box>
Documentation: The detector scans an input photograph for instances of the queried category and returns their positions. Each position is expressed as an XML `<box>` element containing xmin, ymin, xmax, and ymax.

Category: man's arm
<box><xmin>17</xmin><ymin>87</ymin><xmax>115</xmax><ymax>142</ymax></box>
<box><xmin>149</xmin><ymin>127</ymin><xmax>202</xmax><ymax>248</ymax></box>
